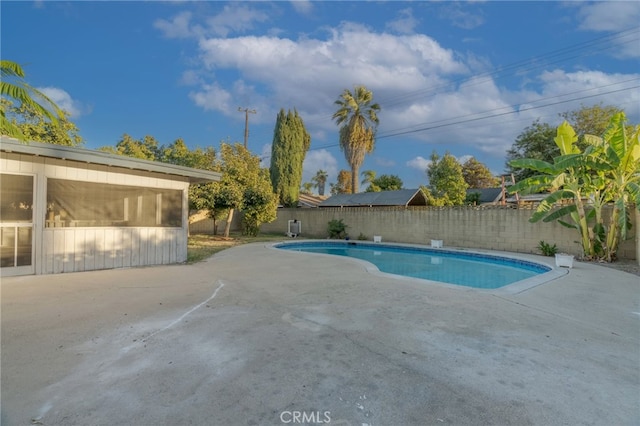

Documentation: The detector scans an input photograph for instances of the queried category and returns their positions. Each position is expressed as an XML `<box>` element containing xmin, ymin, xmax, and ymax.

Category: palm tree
<box><xmin>361</xmin><ymin>170</ymin><xmax>377</xmax><ymax>190</ymax></box>
<box><xmin>300</xmin><ymin>182</ymin><xmax>313</xmax><ymax>195</ymax></box>
<box><xmin>1</xmin><ymin>60</ymin><xmax>64</xmax><ymax>141</ymax></box>
<box><xmin>311</xmin><ymin>169</ymin><xmax>329</xmax><ymax>196</ymax></box>
<box><xmin>333</xmin><ymin>85</ymin><xmax>380</xmax><ymax>193</ymax></box>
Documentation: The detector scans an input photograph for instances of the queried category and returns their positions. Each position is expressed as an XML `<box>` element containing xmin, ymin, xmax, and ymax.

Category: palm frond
<box><xmin>0</xmin><ymin>60</ymin><xmax>26</xmax><ymax>78</ymax></box>
<box><xmin>0</xmin><ymin>114</ymin><xmax>26</xmax><ymax>139</ymax></box>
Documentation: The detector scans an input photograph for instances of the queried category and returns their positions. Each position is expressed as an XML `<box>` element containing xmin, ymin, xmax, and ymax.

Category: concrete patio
<box><xmin>2</xmin><ymin>242</ymin><xmax>638</xmax><ymax>425</ymax></box>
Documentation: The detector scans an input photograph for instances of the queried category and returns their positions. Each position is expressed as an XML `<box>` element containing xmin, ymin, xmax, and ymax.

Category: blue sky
<box><xmin>3</xmin><ymin>1</ymin><xmax>639</xmax><ymax>190</ymax></box>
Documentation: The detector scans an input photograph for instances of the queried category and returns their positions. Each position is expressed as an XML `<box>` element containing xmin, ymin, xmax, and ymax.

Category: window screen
<box><xmin>46</xmin><ymin>179</ymin><xmax>183</xmax><ymax>227</ymax></box>
<box><xmin>1</xmin><ymin>174</ymin><xmax>34</xmax><ymax>222</ymax></box>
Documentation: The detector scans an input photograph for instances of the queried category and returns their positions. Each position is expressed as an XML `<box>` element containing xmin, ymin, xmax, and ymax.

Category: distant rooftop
<box><xmin>466</xmin><ymin>187</ymin><xmax>503</xmax><ymax>204</ymax></box>
<box><xmin>297</xmin><ymin>193</ymin><xmax>329</xmax><ymax>208</ymax></box>
<box><xmin>319</xmin><ymin>189</ymin><xmax>427</xmax><ymax>207</ymax></box>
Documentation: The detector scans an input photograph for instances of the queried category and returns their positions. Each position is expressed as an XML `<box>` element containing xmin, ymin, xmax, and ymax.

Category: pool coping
<box><xmin>268</xmin><ymin>239</ymin><xmax>568</xmax><ymax>295</ymax></box>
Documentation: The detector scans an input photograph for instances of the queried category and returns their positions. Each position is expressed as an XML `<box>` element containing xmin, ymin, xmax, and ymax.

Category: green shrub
<box><xmin>537</xmin><ymin>240</ymin><xmax>558</xmax><ymax>256</ymax></box>
<box><xmin>357</xmin><ymin>232</ymin><xmax>368</xmax><ymax>240</ymax></box>
<box><xmin>328</xmin><ymin>219</ymin><xmax>347</xmax><ymax>239</ymax></box>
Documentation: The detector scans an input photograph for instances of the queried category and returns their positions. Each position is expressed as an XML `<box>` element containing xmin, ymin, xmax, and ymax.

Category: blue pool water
<box><xmin>275</xmin><ymin>241</ymin><xmax>551</xmax><ymax>289</ymax></box>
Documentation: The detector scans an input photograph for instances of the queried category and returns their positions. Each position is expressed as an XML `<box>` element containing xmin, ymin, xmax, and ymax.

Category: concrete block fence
<box><xmin>256</xmin><ymin>206</ymin><xmax>638</xmax><ymax>261</ymax></box>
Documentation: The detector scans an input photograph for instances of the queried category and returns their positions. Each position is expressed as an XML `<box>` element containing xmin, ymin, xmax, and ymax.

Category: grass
<box><xmin>187</xmin><ymin>232</ymin><xmax>290</xmax><ymax>263</ymax></box>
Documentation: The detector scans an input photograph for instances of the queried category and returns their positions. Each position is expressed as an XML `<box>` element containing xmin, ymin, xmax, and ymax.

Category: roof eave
<box><xmin>1</xmin><ymin>137</ymin><xmax>221</xmax><ymax>184</ymax></box>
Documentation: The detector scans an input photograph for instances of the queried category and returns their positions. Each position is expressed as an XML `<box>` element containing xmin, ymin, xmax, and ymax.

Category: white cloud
<box><xmin>302</xmin><ymin>149</ymin><xmax>338</xmax><ymax>186</ymax></box>
<box><xmin>154</xmin><ymin>11</ymin><xmax>199</xmax><ymax>39</ymax></box>
<box><xmin>536</xmin><ymin>70</ymin><xmax>640</xmax><ymax>119</ymax></box>
<box><xmin>575</xmin><ymin>2</ymin><xmax>640</xmax><ymax>32</ymax></box>
<box><xmin>375</xmin><ymin>157</ymin><xmax>396</xmax><ymax>168</ymax></box>
<box><xmin>407</xmin><ymin>156</ymin><xmax>431</xmax><ymax>172</ymax></box>
<box><xmin>290</xmin><ymin>0</ymin><xmax>313</xmax><ymax>15</ymax></box>
<box><xmin>38</xmin><ymin>87</ymin><xmax>86</xmax><ymax>118</ymax></box>
<box><xmin>192</xmin><ymin>23</ymin><xmax>467</xmax><ymax>124</ymax></box>
<box><xmin>179</xmin><ymin>70</ymin><xmax>202</xmax><ymax>86</ymax></box>
<box><xmin>572</xmin><ymin>2</ymin><xmax>640</xmax><ymax>58</ymax></box>
<box><xmin>155</xmin><ymin>5</ymin><xmax>270</xmax><ymax>39</ymax></box>
<box><xmin>166</xmin><ymin>9</ymin><xmax>639</xmax><ymax>174</ymax></box>
<box><xmin>385</xmin><ymin>8</ymin><xmax>419</xmax><ymax>34</ymax></box>
<box><xmin>205</xmin><ymin>4</ymin><xmax>270</xmax><ymax>37</ymax></box>
<box><xmin>189</xmin><ymin>83</ymin><xmax>233</xmax><ymax>112</ymax></box>
<box><xmin>439</xmin><ymin>3</ymin><xmax>484</xmax><ymax>30</ymax></box>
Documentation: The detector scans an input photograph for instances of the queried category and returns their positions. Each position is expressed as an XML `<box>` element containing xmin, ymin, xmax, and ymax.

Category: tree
<box><xmin>560</xmin><ymin>103</ymin><xmax>626</xmax><ymax>145</ymax></box>
<box><xmin>161</xmin><ymin>139</ymin><xmax>219</xmax><ymax>233</ymax></box>
<box><xmin>369</xmin><ymin>174</ymin><xmax>403</xmax><ymax>192</ymax></box>
<box><xmin>509</xmin><ymin>113</ymin><xmax>640</xmax><ymax>262</ymax></box>
<box><xmin>2</xmin><ymin>98</ymin><xmax>83</xmax><ymax>146</ymax></box>
<box><xmin>269</xmin><ymin>109</ymin><xmax>311</xmax><ymax>207</ymax></box>
<box><xmin>505</xmin><ymin>119</ymin><xmax>557</xmax><ymax>181</ymax></box>
<box><xmin>100</xmin><ymin>134</ymin><xmax>161</xmax><ymax>161</ymax></box>
<box><xmin>161</xmin><ymin>138</ymin><xmax>220</xmax><ymax>234</ymax></box>
<box><xmin>333</xmin><ymin>85</ymin><xmax>380</xmax><ymax>193</ymax></box>
<box><xmin>311</xmin><ymin>169</ymin><xmax>328</xmax><ymax>196</ymax></box>
<box><xmin>462</xmin><ymin>157</ymin><xmax>498</xmax><ymax>188</ymax></box>
<box><xmin>1</xmin><ymin>60</ymin><xmax>66</xmax><ymax>141</ymax></box>
<box><xmin>361</xmin><ymin>170</ymin><xmax>377</xmax><ymax>191</ymax></box>
<box><xmin>424</xmin><ymin>151</ymin><xmax>468</xmax><ymax>206</ymax></box>
<box><xmin>301</xmin><ymin>182</ymin><xmax>313</xmax><ymax>195</ymax></box>
<box><xmin>506</xmin><ymin>105</ymin><xmax>629</xmax><ymax>181</ymax></box>
<box><xmin>242</xmin><ymin>167</ymin><xmax>279</xmax><ymax>236</ymax></box>
<box><xmin>160</xmin><ymin>138</ymin><xmax>212</xmax><ymax>169</ymax></box>
<box><xmin>215</xmin><ymin>143</ymin><xmax>277</xmax><ymax>237</ymax></box>
<box><xmin>330</xmin><ymin>169</ymin><xmax>353</xmax><ymax>195</ymax></box>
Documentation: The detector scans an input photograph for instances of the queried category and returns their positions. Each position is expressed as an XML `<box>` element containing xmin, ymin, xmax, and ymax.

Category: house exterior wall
<box><xmin>258</xmin><ymin>206</ymin><xmax>638</xmax><ymax>261</ymax></box>
<box><xmin>1</xmin><ymin>151</ymin><xmax>190</xmax><ymax>275</ymax></box>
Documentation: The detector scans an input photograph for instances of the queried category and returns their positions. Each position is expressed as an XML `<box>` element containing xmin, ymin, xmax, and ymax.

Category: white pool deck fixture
<box><xmin>373</xmin><ymin>236</ymin><xmax>382</xmax><ymax>243</ymax></box>
<box><xmin>431</xmin><ymin>239</ymin><xmax>443</xmax><ymax>248</ymax></box>
<box><xmin>555</xmin><ymin>253</ymin><xmax>575</xmax><ymax>268</ymax></box>
<box><xmin>286</xmin><ymin>220</ymin><xmax>301</xmax><ymax>238</ymax></box>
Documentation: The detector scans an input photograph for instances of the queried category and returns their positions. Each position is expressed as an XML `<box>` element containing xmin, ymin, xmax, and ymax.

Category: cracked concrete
<box><xmin>1</xmin><ymin>242</ymin><xmax>638</xmax><ymax>425</ymax></box>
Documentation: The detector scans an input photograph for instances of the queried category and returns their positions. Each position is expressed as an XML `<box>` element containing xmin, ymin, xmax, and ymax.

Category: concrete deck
<box><xmin>1</xmin><ymin>242</ymin><xmax>638</xmax><ymax>425</ymax></box>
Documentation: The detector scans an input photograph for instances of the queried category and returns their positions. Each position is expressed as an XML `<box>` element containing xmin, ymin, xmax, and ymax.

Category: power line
<box><xmin>247</xmin><ymin>26</ymin><xmax>639</xmax><ymax>160</ymax></box>
<box><xmin>254</xmin><ymin>26</ymin><xmax>639</xmax><ymax>136</ymax></box>
<box><xmin>378</xmin><ymin>85</ymin><xmax>639</xmax><ymax>140</ymax></box>
<box><xmin>378</xmin><ymin>27</ymin><xmax>640</xmax><ymax>109</ymax></box>
<box><xmin>376</xmin><ymin>76</ymin><xmax>640</xmax><ymax>138</ymax></box>
<box><xmin>259</xmin><ymin>81</ymin><xmax>639</xmax><ymax>160</ymax></box>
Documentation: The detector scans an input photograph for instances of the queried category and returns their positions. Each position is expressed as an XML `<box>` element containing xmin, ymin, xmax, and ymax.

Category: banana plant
<box><xmin>509</xmin><ymin>113</ymin><xmax>639</xmax><ymax>261</ymax></box>
<box><xmin>593</xmin><ymin>113</ymin><xmax>640</xmax><ymax>261</ymax></box>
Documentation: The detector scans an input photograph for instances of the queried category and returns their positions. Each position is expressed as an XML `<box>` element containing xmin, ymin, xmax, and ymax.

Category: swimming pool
<box><xmin>274</xmin><ymin>241</ymin><xmax>555</xmax><ymax>290</ymax></box>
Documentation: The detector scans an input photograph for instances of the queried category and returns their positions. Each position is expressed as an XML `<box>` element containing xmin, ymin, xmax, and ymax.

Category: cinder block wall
<box><xmin>257</xmin><ymin>206</ymin><xmax>638</xmax><ymax>260</ymax></box>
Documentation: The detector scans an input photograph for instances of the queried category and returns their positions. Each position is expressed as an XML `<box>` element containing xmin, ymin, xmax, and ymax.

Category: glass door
<box><xmin>1</xmin><ymin>174</ymin><xmax>35</xmax><ymax>276</ymax></box>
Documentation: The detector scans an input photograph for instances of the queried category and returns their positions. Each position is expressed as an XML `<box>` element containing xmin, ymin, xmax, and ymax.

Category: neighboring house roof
<box><xmin>0</xmin><ymin>137</ymin><xmax>221</xmax><ymax>184</ymax></box>
<box><xmin>319</xmin><ymin>189</ymin><xmax>427</xmax><ymax>207</ymax></box>
<box><xmin>466</xmin><ymin>187</ymin><xmax>503</xmax><ymax>204</ymax></box>
<box><xmin>297</xmin><ymin>193</ymin><xmax>328</xmax><ymax>208</ymax></box>
<box><xmin>506</xmin><ymin>193</ymin><xmax>547</xmax><ymax>203</ymax></box>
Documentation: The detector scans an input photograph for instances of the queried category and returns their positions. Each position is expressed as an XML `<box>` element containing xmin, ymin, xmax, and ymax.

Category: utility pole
<box><xmin>238</xmin><ymin>107</ymin><xmax>256</xmax><ymax>149</ymax></box>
